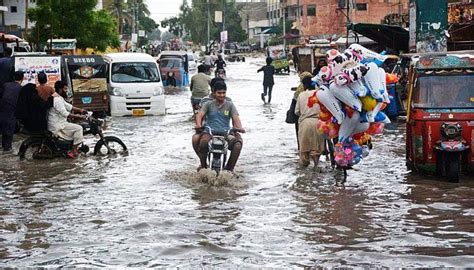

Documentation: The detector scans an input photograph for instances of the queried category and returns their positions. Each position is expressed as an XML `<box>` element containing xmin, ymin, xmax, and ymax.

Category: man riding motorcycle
<box><xmin>47</xmin><ymin>81</ymin><xmax>87</xmax><ymax>158</ymax></box>
<box><xmin>190</xmin><ymin>64</ymin><xmax>212</xmax><ymax>116</ymax></box>
<box><xmin>194</xmin><ymin>81</ymin><xmax>244</xmax><ymax>172</ymax></box>
<box><xmin>213</xmin><ymin>55</ymin><xmax>226</xmax><ymax>78</ymax></box>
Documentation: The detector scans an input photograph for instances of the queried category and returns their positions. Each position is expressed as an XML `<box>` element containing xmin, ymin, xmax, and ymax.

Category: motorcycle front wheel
<box><xmin>94</xmin><ymin>136</ymin><xmax>127</xmax><ymax>156</ymax></box>
<box><xmin>210</xmin><ymin>153</ymin><xmax>223</xmax><ymax>174</ymax></box>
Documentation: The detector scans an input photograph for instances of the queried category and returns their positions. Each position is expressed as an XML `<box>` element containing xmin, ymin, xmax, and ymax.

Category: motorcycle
<box><xmin>201</xmin><ymin>127</ymin><xmax>242</xmax><ymax>175</ymax></box>
<box><xmin>18</xmin><ymin>113</ymin><xmax>127</xmax><ymax>160</ymax></box>
<box><xmin>434</xmin><ymin>122</ymin><xmax>470</xmax><ymax>182</ymax></box>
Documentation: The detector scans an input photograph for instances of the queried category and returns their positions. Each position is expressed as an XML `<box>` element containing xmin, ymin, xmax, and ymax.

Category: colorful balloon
<box><xmin>318</xmin><ymin>66</ymin><xmax>333</xmax><ymax>82</ymax></box>
<box><xmin>367</xmin><ymin>122</ymin><xmax>385</xmax><ymax>135</ymax></box>
<box><xmin>316</xmin><ymin>85</ymin><xmax>345</xmax><ymax>124</ymax></box>
<box><xmin>360</xmin><ymin>96</ymin><xmax>377</xmax><ymax>111</ymax></box>
<box><xmin>316</xmin><ymin>120</ymin><xmax>339</xmax><ymax>139</ymax></box>
<box><xmin>362</xmin><ymin>62</ymin><xmax>385</xmax><ymax>102</ymax></box>
<box><xmin>334</xmin><ymin>64</ymin><xmax>370</xmax><ymax>86</ymax></box>
<box><xmin>348</xmin><ymin>44</ymin><xmax>387</xmax><ymax>66</ymax></box>
<box><xmin>338</xmin><ymin>111</ymin><xmax>361</xmax><ymax>142</ymax></box>
<box><xmin>329</xmin><ymin>82</ymin><xmax>363</xmax><ymax>112</ymax></box>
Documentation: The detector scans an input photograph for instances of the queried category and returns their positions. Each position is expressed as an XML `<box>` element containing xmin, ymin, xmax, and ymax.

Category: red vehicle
<box><xmin>405</xmin><ymin>52</ymin><xmax>474</xmax><ymax>182</ymax></box>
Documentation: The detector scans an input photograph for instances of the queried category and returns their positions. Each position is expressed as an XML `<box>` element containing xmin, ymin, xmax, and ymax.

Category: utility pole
<box><xmin>207</xmin><ymin>0</ymin><xmax>210</xmax><ymax>51</ymax></box>
<box><xmin>346</xmin><ymin>0</ymin><xmax>350</xmax><ymax>47</ymax></box>
<box><xmin>398</xmin><ymin>0</ymin><xmax>402</xmax><ymax>26</ymax></box>
<box><xmin>247</xmin><ymin>14</ymin><xmax>250</xmax><ymax>46</ymax></box>
<box><xmin>282</xmin><ymin>1</ymin><xmax>286</xmax><ymax>48</ymax></box>
<box><xmin>223</xmin><ymin>0</ymin><xmax>225</xmax><ymax>32</ymax></box>
<box><xmin>296</xmin><ymin>0</ymin><xmax>300</xmax><ymax>36</ymax></box>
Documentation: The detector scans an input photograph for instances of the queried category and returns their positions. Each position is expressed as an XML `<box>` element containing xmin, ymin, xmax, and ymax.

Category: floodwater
<box><xmin>1</xmin><ymin>58</ymin><xmax>473</xmax><ymax>267</ymax></box>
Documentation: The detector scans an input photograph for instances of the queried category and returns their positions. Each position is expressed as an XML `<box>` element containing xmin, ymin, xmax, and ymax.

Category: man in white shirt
<box><xmin>48</xmin><ymin>81</ymin><xmax>87</xmax><ymax>158</ymax></box>
<box><xmin>203</xmin><ymin>52</ymin><xmax>213</xmax><ymax>66</ymax></box>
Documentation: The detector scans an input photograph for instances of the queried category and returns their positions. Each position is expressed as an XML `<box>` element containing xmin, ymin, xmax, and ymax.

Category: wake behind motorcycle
<box><xmin>18</xmin><ymin>114</ymin><xmax>127</xmax><ymax>160</ymax></box>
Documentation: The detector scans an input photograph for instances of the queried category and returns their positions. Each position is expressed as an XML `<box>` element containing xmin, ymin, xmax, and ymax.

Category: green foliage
<box><xmin>268</xmin><ymin>36</ymin><xmax>282</xmax><ymax>46</ymax></box>
<box><xmin>103</xmin><ymin>0</ymin><xmax>158</xmax><ymax>39</ymax></box>
<box><xmin>274</xmin><ymin>18</ymin><xmax>293</xmax><ymax>36</ymax></box>
<box><xmin>28</xmin><ymin>0</ymin><xmax>119</xmax><ymax>50</ymax></box>
<box><xmin>161</xmin><ymin>17</ymin><xmax>184</xmax><ymax>36</ymax></box>
<box><xmin>161</xmin><ymin>0</ymin><xmax>247</xmax><ymax>45</ymax></box>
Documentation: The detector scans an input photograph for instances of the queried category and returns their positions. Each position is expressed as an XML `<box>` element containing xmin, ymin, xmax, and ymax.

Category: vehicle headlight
<box><xmin>153</xmin><ymin>86</ymin><xmax>164</xmax><ymax>96</ymax></box>
<box><xmin>441</xmin><ymin>122</ymin><xmax>462</xmax><ymax>139</ymax></box>
<box><xmin>111</xmin><ymin>87</ymin><xmax>123</xmax><ymax>96</ymax></box>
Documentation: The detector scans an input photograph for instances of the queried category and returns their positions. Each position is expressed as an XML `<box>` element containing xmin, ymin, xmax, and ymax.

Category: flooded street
<box><xmin>1</xmin><ymin>58</ymin><xmax>473</xmax><ymax>267</ymax></box>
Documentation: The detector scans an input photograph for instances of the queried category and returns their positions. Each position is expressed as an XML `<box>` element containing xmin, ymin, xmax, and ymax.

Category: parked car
<box><xmin>187</xmin><ymin>52</ymin><xmax>197</xmax><ymax>74</ymax></box>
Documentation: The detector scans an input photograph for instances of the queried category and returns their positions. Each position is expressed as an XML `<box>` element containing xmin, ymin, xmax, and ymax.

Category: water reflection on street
<box><xmin>0</xmin><ymin>58</ymin><xmax>473</xmax><ymax>267</ymax></box>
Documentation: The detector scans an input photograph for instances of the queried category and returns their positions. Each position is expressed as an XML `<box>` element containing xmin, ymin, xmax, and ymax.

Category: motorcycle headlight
<box><xmin>153</xmin><ymin>86</ymin><xmax>164</xmax><ymax>96</ymax></box>
<box><xmin>441</xmin><ymin>123</ymin><xmax>462</xmax><ymax>139</ymax></box>
<box><xmin>111</xmin><ymin>87</ymin><xmax>123</xmax><ymax>96</ymax></box>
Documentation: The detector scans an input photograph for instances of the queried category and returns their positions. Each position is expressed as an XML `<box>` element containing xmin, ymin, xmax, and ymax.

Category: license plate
<box><xmin>132</xmin><ymin>109</ymin><xmax>145</xmax><ymax>116</ymax></box>
<box><xmin>81</xmin><ymin>97</ymin><xmax>92</xmax><ymax>104</ymax></box>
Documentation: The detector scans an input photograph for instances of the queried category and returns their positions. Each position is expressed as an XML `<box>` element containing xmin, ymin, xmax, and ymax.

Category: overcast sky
<box><xmin>145</xmin><ymin>0</ymin><xmax>186</xmax><ymax>26</ymax></box>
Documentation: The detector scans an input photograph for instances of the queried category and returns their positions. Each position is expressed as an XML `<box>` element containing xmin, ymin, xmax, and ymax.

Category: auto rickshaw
<box><xmin>405</xmin><ymin>51</ymin><xmax>474</xmax><ymax>182</ymax></box>
<box><xmin>158</xmin><ymin>51</ymin><xmax>189</xmax><ymax>87</ymax></box>
<box><xmin>158</xmin><ymin>57</ymin><xmax>187</xmax><ymax>87</ymax></box>
<box><xmin>64</xmin><ymin>55</ymin><xmax>109</xmax><ymax>117</ymax></box>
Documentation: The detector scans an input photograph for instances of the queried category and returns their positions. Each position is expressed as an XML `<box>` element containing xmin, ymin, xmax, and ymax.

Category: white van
<box><xmin>104</xmin><ymin>53</ymin><xmax>165</xmax><ymax>116</ymax></box>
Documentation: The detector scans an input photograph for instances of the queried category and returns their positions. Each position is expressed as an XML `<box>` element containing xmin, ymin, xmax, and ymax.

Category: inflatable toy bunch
<box><xmin>308</xmin><ymin>44</ymin><xmax>393</xmax><ymax>168</ymax></box>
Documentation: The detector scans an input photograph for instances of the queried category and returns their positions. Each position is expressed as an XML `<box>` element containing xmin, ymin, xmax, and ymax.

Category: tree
<box><xmin>103</xmin><ymin>0</ymin><xmax>158</xmax><ymax>38</ymax></box>
<box><xmin>28</xmin><ymin>0</ymin><xmax>119</xmax><ymax>51</ymax></box>
<box><xmin>161</xmin><ymin>0</ymin><xmax>247</xmax><ymax>45</ymax></box>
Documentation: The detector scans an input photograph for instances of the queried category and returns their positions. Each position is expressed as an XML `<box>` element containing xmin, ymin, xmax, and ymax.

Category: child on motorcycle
<box><xmin>194</xmin><ymin>81</ymin><xmax>245</xmax><ymax>172</ymax></box>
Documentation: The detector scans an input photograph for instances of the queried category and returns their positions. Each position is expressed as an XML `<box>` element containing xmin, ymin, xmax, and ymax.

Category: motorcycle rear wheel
<box><xmin>19</xmin><ymin>141</ymin><xmax>54</xmax><ymax>160</ymax></box>
<box><xmin>94</xmin><ymin>136</ymin><xmax>127</xmax><ymax>156</ymax></box>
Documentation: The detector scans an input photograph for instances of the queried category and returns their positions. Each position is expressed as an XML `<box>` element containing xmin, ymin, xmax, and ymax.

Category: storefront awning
<box><xmin>348</xmin><ymin>23</ymin><xmax>409</xmax><ymax>52</ymax></box>
<box><xmin>261</xmin><ymin>27</ymin><xmax>279</xmax><ymax>34</ymax></box>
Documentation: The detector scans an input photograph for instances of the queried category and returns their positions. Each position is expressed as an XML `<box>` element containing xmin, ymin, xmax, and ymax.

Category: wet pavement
<box><xmin>0</xmin><ymin>58</ymin><xmax>473</xmax><ymax>267</ymax></box>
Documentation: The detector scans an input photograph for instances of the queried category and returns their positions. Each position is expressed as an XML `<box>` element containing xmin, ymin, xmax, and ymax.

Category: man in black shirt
<box><xmin>257</xmin><ymin>57</ymin><xmax>275</xmax><ymax>104</ymax></box>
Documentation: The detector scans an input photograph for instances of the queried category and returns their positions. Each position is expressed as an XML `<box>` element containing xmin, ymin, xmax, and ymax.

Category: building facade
<box><xmin>270</xmin><ymin>0</ymin><xmax>409</xmax><ymax>38</ymax></box>
<box><xmin>237</xmin><ymin>1</ymin><xmax>270</xmax><ymax>41</ymax></box>
<box><xmin>1</xmin><ymin>0</ymin><xmax>103</xmax><ymax>36</ymax></box>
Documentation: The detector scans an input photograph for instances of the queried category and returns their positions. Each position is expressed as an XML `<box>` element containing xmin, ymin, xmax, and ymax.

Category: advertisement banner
<box><xmin>220</xmin><ymin>30</ymin><xmax>228</xmax><ymax>43</ymax></box>
<box><xmin>14</xmin><ymin>56</ymin><xmax>61</xmax><ymax>87</ymax></box>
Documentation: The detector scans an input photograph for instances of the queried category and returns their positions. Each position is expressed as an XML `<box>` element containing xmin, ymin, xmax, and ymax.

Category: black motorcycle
<box><xmin>206</xmin><ymin>127</ymin><xmax>242</xmax><ymax>175</ymax></box>
<box><xmin>18</xmin><ymin>114</ymin><xmax>127</xmax><ymax>160</ymax></box>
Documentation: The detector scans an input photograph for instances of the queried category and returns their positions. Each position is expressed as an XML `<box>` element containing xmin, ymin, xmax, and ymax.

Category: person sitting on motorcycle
<box><xmin>194</xmin><ymin>81</ymin><xmax>245</xmax><ymax>172</ymax></box>
<box><xmin>190</xmin><ymin>64</ymin><xmax>211</xmax><ymax>116</ymax></box>
<box><xmin>47</xmin><ymin>81</ymin><xmax>87</xmax><ymax>158</ymax></box>
<box><xmin>213</xmin><ymin>55</ymin><xmax>226</xmax><ymax>77</ymax></box>
<box><xmin>191</xmin><ymin>77</ymin><xmax>232</xmax><ymax>157</ymax></box>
